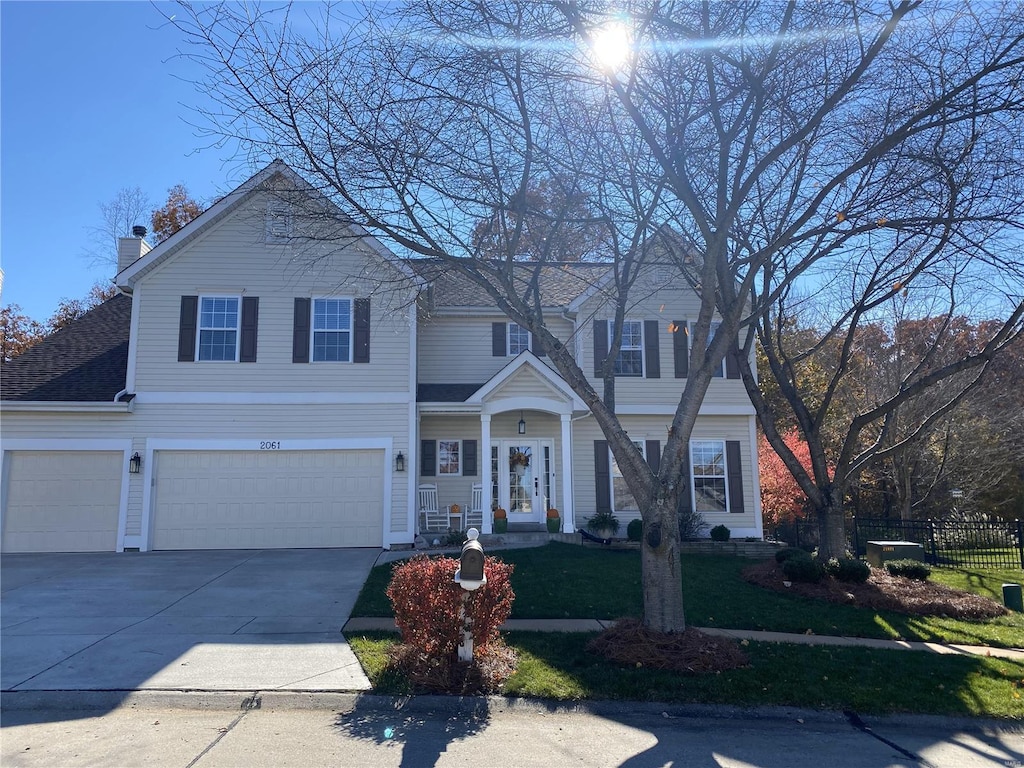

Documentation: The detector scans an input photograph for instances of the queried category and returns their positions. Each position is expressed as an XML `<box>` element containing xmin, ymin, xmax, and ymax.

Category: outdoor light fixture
<box><xmin>129</xmin><ymin>452</ymin><xmax>142</xmax><ymax>474</ymax></box>
<box><xmin>395</xmin><ymin>451</ymin><xmax>405</xmax><ymax>472</ymax></box>
<box><xmin>518</xmin><ymin>411</ymin><xmax>527</xmax><ymax>435</ymax></box>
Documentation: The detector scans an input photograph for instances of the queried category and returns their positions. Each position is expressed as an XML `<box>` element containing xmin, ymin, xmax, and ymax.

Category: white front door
<box><xmin>497</xmin><ymin>440</ymin><xmax>553</xmax><ymax>523</ymax></box>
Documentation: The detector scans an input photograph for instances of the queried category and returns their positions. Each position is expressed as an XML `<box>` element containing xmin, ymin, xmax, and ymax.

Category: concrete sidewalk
<box><xmin>342</xmin><ymin>617</ymin><xmax>1024</xmax><ymax>661</ymax></box>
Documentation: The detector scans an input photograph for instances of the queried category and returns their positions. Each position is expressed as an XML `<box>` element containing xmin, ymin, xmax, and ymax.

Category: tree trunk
<box><xmin>640</xmin><ymin>495</ymin><xmax>686</xmax><ymax>633</ymax></box>
<box><xmin>816</xmin><ymin>492</ymin><xmax>848</xmax><ymax>561</ymax></box>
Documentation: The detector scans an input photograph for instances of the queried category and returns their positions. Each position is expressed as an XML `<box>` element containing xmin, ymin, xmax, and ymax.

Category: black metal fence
<box><xmin>768</xmin><ymin>517</ymin><xmax>1023</xmax><ymax>570</ymax></box>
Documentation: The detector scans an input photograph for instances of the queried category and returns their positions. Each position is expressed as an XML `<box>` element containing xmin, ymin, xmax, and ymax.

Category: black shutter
<box><xmin>177</xmin><ymin>295</ymin><xmax>198</xmax><ymax>362</ymax></box>
<box><xmin>293</xmin><ymin>298</ymin><xmax>310</xmax><ymax>363</ymax></box>
<box><xmin>240</xmin><ymin>297</ymin><xmax>259</xmax><ymax>363</ymax></box>
<box><xmin>492</xmin><ymin>323</ymin><xmax>507</xmax><ymax>356</ymax></box>
<box><xmin>420</xmin><ymin>440</ymin><xmax>436</xmax><ymax>477</ymax></box>
<box><xmin>678</xmin><ymin>447</ymin><xmax>692</xmax><ymax>515</ymax></box>
<box><xmin>594</xmin><ymin>440</ymin><xmax>611</xmax><ymax>514</ymax></box>
<box><xmin>463</xmin><ymin>440</ymin><xmax>478</xmax><ymax>476</ymax></box>
<box><xmin>593</xmin><ymin>320</ymin><xmax>608</xmax><ymax>378</ymax></box>
<box><xmin>532</xmin><ymin>331</ymin><xmax>546</xmax><ymax>357</ymax></box>
<box><xmin>645</xmin><ymin>440</ymin><xmax>661</xmax><ymax>474</ymax></box>
<box><xmin>726</xmin><ymin>340</ymin><xmax>741</xmax><ymax>379</ymax></box>
<box><xmin>726</xmin><ymin>440</ymin><xmax>745</xmax><ymax>513</ymax></box>
<box><xmin>354</xmin><ymin>298</ymin><xmax>370</xmax><ymax>363</ymax></box>
<box><xmin>673</xmin><ymin>320</ymin><xmax>688</xmax><ymax>378</ymax></box>
<box><xmin>644</xmin><ymin>320</ymin><xmax>660</xmax><ymax>379</ymax></box>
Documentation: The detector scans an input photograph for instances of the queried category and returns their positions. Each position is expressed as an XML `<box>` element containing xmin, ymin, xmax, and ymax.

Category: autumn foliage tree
<box><xmin>150</xmin><ymin>184</ymin><xmax>202</xmax><ymax>243</ymax></box>
<box><xmin>759</xmin><ymin>430</ymin><xmax>816</xmax><ymax>530</ymax></box>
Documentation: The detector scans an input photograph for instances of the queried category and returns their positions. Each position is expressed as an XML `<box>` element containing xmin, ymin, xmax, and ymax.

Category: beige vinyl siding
<box><xmin>571</xmin><ymin>414</ymin><xmax>757</xmax><ymax>533</ymax></box>
<box><xmin>131</xmin><ymin>191</ymin><xmax>414</xmax><ymax>394</ymax></box>
<box><xmin>487</xmin><ymin>366</ymin><xmax>565</xmax><ymax>401</ymax></box>
<box><xmin>417</xmin><ymin>314</ymin><xmax>574</xmax><ymax>385</ymax></box>
<box><xmin>577</xmin><ymin>287</ymin><xmax>754</xmax><ymax>410</ymax></box>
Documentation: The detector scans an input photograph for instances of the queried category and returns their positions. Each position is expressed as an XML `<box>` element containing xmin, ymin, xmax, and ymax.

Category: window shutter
<box><xmin>354</xmin><ymin>298</ymin><xmax>371</xmax><ymax>363</ymax></box>
<box><xmin>726</xmin><ymin>440</ymin><xmax>745</xmax><ymax>513</ymax></box>
<box><xmin>678</xmin><ymin>447</ymin><xmax>692</xmax><ymax>515</ymax></box>
<box><xmin>726</xmin><ymin>341</ymin><xmax>741</xmax><ymax>379</ymax></box>
<box><xmin>420</xmin><ymin>440</ymin><xmax>436</xmax><ymax>477</ymax></box>
<box><xmin>532</xmin><ymin>331</ymin><xmax>546</xmax><ymax>357</ymax></box>
<box><xmin>593</xmin><ymin>320</ymin><xmax>608</xmax><ymax>378</ymax></box>
<box><xmin>644</xmin><ymin>320</ymin><xmax>660</xmax><ymax>379</ymax></box>
<box><xmin>463</xmin><ymin>440</ymin><xmax>478</xmax><ymax>476</ymax></box>
<box><xmin>492</xmin><ymin>323</ymin><xmax>507</xmax><ymax>356</ymax></box>
<box><xmin>673</xmin><ymin>321</ymin><xmax>688</xmax><ymax>378</ymax></box>
<box><xmin>177</xmin><ymin>296</ymin><xmax>198</xmax><ymax>362</ymax></box>
<box><xmin>645</xmin><ymin>440</ymin><xmax>661</xmax><ymax>474</ymax></box>
<box><xmin>594</xmin><ymin>440</ymin><xmax>611</xmax><ymax>514</ymax></box>
<box><xmin>240</xmin><ymin>297</ymin><xmax>259</xmax><ymax>363</ymax></box>
<box><xmin>292</xmin><ymin>298</ymin><xmax>310</xmax><ymax>363</ymax></box>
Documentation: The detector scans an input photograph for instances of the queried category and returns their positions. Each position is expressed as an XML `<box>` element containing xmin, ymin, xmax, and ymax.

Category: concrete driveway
<box><xmin>1</xmin><ymin>548</ymin><xmax>380</xmax><ymax>694</ymax></box>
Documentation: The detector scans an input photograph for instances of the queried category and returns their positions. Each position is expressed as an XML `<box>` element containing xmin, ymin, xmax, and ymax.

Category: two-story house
<box><xmin>0</xmin><ymin>160</ymin><xmax>762</xmax><ymax>553</ymax></box>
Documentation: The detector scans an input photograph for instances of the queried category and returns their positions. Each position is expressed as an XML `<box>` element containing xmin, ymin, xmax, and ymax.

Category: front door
<box><xmin>498</xmin><ymin>441</ymin><xmax>553</xmax><ymax>523</ymax></box>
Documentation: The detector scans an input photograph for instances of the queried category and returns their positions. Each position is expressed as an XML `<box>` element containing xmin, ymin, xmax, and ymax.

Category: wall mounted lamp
<box><xmin>129</xmin><ymin>452</ymin><xmax>142</xmax><ymax>474</ymax></box>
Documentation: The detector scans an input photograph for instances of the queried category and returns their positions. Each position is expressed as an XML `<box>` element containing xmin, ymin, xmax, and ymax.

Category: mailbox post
<box><xmin>454</xmin><ymin>528</ymin><xmax>487</xmax><ymax>662</ymax></box>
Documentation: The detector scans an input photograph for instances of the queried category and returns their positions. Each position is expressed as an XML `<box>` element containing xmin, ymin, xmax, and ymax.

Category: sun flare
<box><xmin>590</xmin><ymin>22</ymin><xmax>632</xmax><ymax>69</ymax></box>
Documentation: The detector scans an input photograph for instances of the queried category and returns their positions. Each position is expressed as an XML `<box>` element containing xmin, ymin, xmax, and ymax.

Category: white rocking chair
<box><xmin>466</xmin><ymin>483</ymin><xmax>484</xmax><ymax>530</ymax></box>
<box><xmin>418</xmin><ymin>484</ymin><xmax>447</xmax><ymax>534</ymax></box>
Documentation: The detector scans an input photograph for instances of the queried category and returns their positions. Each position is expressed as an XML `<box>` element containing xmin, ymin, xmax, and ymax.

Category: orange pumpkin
<box><xmin>546</xmin><ymin>508</ymin><xmax>559</xmax><ymax>518</ymax></box>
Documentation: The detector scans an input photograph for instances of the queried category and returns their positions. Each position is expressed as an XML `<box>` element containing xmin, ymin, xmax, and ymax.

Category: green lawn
<box><xmin>353</xmin><ymin>543</ymin><xmax>1024</xmax><ymax>648</ymax></box>
<box><xmin>348</xmin><ymin>631</ymin><xmax>1024</xmax><ymax>719</ymax></box>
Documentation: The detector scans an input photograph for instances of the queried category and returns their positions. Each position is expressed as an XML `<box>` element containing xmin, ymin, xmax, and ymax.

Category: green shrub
<box><xmin>824</xmin><ymin>557</ymin><xmax>871</xmax><ymax>584</ymax></box>
<box><xmin>775</xmin><ymin>547</ymin><xmax>810</xmax><ymax>564</ymax></box>
<box><xmin>884</xmin><ymin>559</ymin><xmax>931</xmax><ymax>581</ymax></box>
<box><xmin>586</xmin><ymin>511</ymin><xmax>620</xmax><ymax>535</ymax></box>
<box><xmin>782</xmin><ymin>555</ymin><xmax>824</xmax><ymax>583</ymax></box>
<box><xmin>627</xmin><ymin>519</ymin><xmax>643</xmax><ymax>542</ymax></box>
<box><xmin>710</xmin><ymin>524</ymin><xmax>731</xmax><ymax>542</ymax></box>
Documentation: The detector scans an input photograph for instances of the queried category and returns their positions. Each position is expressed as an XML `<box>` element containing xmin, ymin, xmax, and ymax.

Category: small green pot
<box><xmin>546</xmin><ymin>517</ymin><xmax>561</xmax><ymax>533</ymax></box>
<box><xmin>493</xmin><ymin>518</ymin><xmax>508</xmax><ymax>534</ymax></box>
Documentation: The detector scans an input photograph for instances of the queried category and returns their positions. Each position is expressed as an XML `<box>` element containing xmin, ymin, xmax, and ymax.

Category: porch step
<box><xmin>479</xmin><ymin>531</ymin><xmax>580</xmax><ymax>548</ymax></box>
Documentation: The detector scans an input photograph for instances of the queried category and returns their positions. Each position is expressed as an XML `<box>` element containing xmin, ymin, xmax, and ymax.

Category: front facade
<box><xmin>0</xmin><ymin>162</ymin><xmax>762</xmax><ymax>553</ymax></box>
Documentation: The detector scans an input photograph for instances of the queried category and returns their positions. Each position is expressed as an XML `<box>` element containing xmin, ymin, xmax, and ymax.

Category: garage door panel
<box><xmin>153</xmin><ymin>450</ymin><xmax>384</xmax><ymax>550</ymax></box>
<box><xmin>3</xmin><ymin>451</ymin><xmax>121</xmax><ymax>553</ymax></box>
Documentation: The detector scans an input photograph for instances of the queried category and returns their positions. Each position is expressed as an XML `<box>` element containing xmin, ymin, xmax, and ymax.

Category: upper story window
<box><xmin>611</xmin><ymin>320</ymin><xmax>644</xmax><ymax>376</ymax></box>
<box><xmin>508</xmin><ymin>322</ymin><xmax>531</xmax><ymax>355</ymax></box>
<box><xmin>265</xmin><ymin>201</ymin><xmax>292</xmax><ymax>243</ymax></box>
<box><xmin>312</xmin><ymin>298</ymin><xmax>352</xmax><ymax>362</ymax></box>
<box><xmin>691</xmin><ymin>440</ymin><xmax>728</xmax><ymax>513</ymax></box>
<box><xmin>198</xmin><ymin>296</ymin><xmax>240</xmax><ymax>361</ymax></box>
<box><xmin>610</xmin><ymin>441</ymin><xmax>645</xmax><ymax>513</ymax></box>
<box><xmin>438</xmin><ymin>440</ymin><xmax>461</xmax><ymax>475</ymax></box>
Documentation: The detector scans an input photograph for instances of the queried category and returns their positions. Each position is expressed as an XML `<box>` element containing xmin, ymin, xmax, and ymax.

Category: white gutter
<box><xmin>2</xmin><ymin>401</ymin><xmax>133</xmax><ymax>413</ymax></box>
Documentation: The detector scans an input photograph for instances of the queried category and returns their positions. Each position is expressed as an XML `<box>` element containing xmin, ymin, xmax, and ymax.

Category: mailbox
<box><xmin>455</xmin><ymin>528</ymin><xmax>487</xmax><ymax>591</ymax></box>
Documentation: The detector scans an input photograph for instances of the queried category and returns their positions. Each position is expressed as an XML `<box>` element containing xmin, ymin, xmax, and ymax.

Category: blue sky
<box><xmin>1</xmin><ymin>1</ymin><xmax>252</xmax><ymax>322</ymax></box>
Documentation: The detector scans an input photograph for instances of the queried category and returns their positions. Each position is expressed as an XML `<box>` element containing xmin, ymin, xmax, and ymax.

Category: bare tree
<box><xmin>83</xmin><ymin>187</ymin><xmax>153</xmax><ymax>268</ymax></box>
<box><xmin>168</xmin><ymin>0</ymin><xmax>1024</xmax><ymax>625</ymax></box>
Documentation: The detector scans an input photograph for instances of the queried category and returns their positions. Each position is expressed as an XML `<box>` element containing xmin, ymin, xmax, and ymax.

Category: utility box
<box><xmin>866</xmin><ymin>540</ymin><xmax>925</xmax><ymax>568</ymax></box>
<box><xmin>1003</xmin><ymin>583</ymin><xmax>1023</xmax><ymax>612</ymax></box>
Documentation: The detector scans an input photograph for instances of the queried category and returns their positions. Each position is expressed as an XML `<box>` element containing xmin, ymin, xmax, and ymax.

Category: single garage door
<box><xmin>152</xmin><ymin>450</ymin><xmax>384</xmax><ymax>550</ymax></box>
<box><xmin>2</xmin><ymin>451</ymin><xmax>122</xmax><ymax>553</ymax></box>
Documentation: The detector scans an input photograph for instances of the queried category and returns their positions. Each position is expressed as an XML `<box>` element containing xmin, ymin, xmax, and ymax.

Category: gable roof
<box><xmin>1</xmin><ymin>295</ymin><xmax>131</xmax><ymax>402</ymax></box>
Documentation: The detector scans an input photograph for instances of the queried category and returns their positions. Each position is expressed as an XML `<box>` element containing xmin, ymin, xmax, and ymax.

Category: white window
<box><xmin>265</xmin><ymin>201</ymin><xmax>292</xmax><ymax>243</ymax></box>
<box><xmin>438</xmin><ymin>440</ymin><xmax>461</xmax><ymax>476</ymax></box>
<box><xmin>610</xmin><ymin>320</ymin><xmax>643</xmax><ymax>376</ymax></box>
<box><xmin>312</xmin><ymin>298</ymin><xmax>352</xmax><ymax>362</ymax></box>
<box><xmin>197</xmin><ymin>296</ymin><xmax>240</xmax><ymax>361</ymax></box>
<box><xmin>691</xmin><ymin>440</ymin><xmax>728</xmax><ymax>513</ymax></box>
<box><xmin>611</xmin><ymin>441</ymin><xmax>645</xmax><ymax>513</ymax></box>
<box><xmin>508</xmin><ymin>322</ymin><xmax>531</xmax><ymax>355</ymax></box>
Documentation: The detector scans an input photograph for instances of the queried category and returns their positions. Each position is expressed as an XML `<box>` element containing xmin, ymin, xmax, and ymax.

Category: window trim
<box><xmin>438</xmin><ymin>439</ymin><xmax>462</xmax><ymax>476</ymax></box>
<box><xmin>196</xmin><ymin>295</ymin><xmax>241</xmax><ymax>362</ymax></box>
<box><xmin>690</xmin><ymin>439</ymin><xmax>729</xmax><ymax>513</ymax></box>
<box><xmin>608</xmin><ymin>319</ymin><xmax>645</xmax><ymax>377</ymax></box>
<box><xmin>610</xmin><ymin>441</ymin><xmax>645</xmax><ymax>514</ymax></box>
<box><xmin>507</xmin><ymin>322</ymin><xmax>531</xmax><ymax>356</ymax></box>
<box><xmin>265</xmin><ymin>201</ymin><xmax>293</xmax><ymax>243</ymax></box>
<box><xmin>311</xmin><ymin>296</ymin><xmax>353</xmax><ymax>363</ymax></box>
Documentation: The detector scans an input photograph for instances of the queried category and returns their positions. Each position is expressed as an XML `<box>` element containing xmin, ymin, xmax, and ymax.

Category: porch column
<box><xmin>481</xmin><ymin>414</ymin><xmax>492</xmax><ymax>534</ymax></box>
<box><xmin>560</xmin><ymin>414</ymin><xmax>575</xmax><ymax>533</ymax></box>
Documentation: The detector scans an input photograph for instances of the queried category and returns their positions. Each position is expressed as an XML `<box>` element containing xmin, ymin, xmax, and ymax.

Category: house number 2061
<box><xmin>260</xmin><ymin>441</ymin><xmax>281</xmax><ymax>450</ymax></box>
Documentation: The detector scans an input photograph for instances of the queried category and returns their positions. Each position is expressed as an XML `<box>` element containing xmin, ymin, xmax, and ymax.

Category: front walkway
<box><xmin>342</xmin><ymin>617</ymin><xmax>1024</xmax><ymax>661</ymax></box>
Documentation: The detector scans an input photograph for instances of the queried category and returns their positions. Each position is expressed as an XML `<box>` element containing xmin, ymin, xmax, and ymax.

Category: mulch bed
<box><xmin>587</xmin><ymin>618</ymin><xmax>749</xmax><ymax>673</ymax></box>
<box><xmin>389</xmin><ymin>640</ymin><xmax>518</xmax><ymax>694</ymax></box>
<box><xmin>742</xmin><ymin>559</ymin><xmax>1008</xmax><ymax>620</ymax></box>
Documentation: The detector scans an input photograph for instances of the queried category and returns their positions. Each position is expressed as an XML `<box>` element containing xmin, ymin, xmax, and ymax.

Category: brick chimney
<box><xmin>117</xmin><ymin>225</ymin><xmax>152</xmax><ymax>275</ymax></box>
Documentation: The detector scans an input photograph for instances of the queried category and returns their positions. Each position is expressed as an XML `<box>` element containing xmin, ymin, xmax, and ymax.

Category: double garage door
<box><xmin>2</xmin><ymin>449</ymin><xmax>384</xmax><ymax>552</ymax></box>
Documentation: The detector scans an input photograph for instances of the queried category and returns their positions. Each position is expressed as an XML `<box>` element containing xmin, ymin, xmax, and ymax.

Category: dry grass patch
<box><xmin>743</xmin><ymin>560</ymin><xmax>1008</xmax><ymax>620</ymax></box>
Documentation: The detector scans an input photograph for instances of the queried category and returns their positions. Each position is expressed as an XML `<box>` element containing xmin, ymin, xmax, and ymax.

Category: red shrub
<box><xmin>386</xmin><ymin>555</ymin><xmax>515</xmax><ymax>660</ymax></box>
